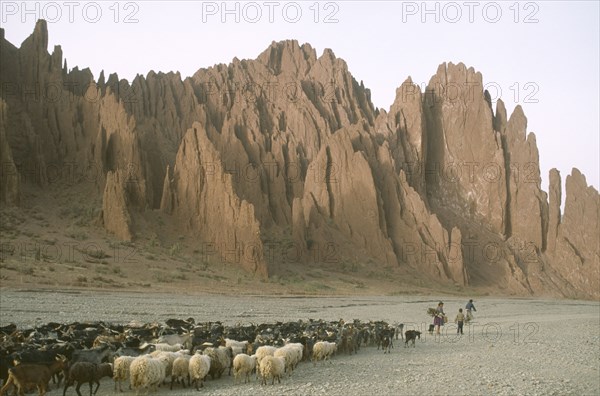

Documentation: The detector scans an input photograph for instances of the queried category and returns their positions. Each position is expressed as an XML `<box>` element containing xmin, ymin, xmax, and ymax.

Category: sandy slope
<box><xmin>0</xmin><ymin>290</ymin><xmax>598</xmax><ymax>396</ymax></box>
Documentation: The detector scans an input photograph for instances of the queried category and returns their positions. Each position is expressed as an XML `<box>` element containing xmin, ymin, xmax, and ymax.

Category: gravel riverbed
<box><xmin>0</xmin><ymin>289</ymin><xmax>598</xmax><ymax>395</ymax></box>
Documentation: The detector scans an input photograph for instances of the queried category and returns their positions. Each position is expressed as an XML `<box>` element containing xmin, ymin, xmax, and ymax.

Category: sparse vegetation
<box><xmin>86</xmin><ymin>248</ymin><xmax>109</xmax><ymax>260</ymax></box>
<box><xmin>22</xmin><ymin>230</ymin><xmax>39</xmax><ymax>238</ymax></box>
<box><xmin>127</xmin><ymin>281</ymin><xmax>151</xmax><ymax>288</ymax></box>
<box><xmin>304</xmin><ymin>281</ymin><xmax>335</xmax><ymax>293</ymax></box>
<box><xmin>60</xmin><ymin>204</ymin><xmax>100</xmax><ymax>226</ymax></box>
<box><xmin>18</xmin><ymin>265</ymin><xmax>34</xmax><ymax>275</ymax></box>
<box><xmin>169</xmin><ymin>242</ymin><xmax>182</xmax><ymax>257</ymax></box>
<box><xmin>95</xmin><ymin>263</ymin><xmax>114</xmax><ymax>274</ymax></box>
<box><xmin>0</xmin><ymin>184</ymin><xmax>455</xmax><ymax>297</ymax></box>
<box><xmin>148</xmin><ymin>233</ymin><xmax>161</xmax><ymax>248</ymax></box>
<box><xmin>153</xmin><ymin>272</ymin><xmax>171</xmax><ymax>283</ymax></box>
<box><xmin>31</xmin><ymin>213</ymin><xmax>45</xmax><ymax>221</ymax></box>
<box><xmin>340</xmin><ymin>260</ymin><xmax>360</xmax><ymax>273</ymax></box>
<box><xmin>269</xmin><ymin>274</ymin><xmax>280</xmax><ymax>283</ymax></box>
<box><xmin>65</xmin><ymin>227</ymin><xmax>88</xmax><ymax>241</ymax></box>
<box><xmin>198</xmin><ymin>272</ymin><xmax>227</xmax><ymax>281</ymax></box>
<box><xmin>173</xmin><ymin>272</ymin><xmax>187</xmax><ymax>280</ymax></box>
<box><xmin>92</xmin><ymin>275</ymin><xmax>120</xmax><ymax>286</ymax></box>
<box><xmin>354</xmin><ymin>281</ymin><xmax>366</xmax><ymax>289</ymax></box>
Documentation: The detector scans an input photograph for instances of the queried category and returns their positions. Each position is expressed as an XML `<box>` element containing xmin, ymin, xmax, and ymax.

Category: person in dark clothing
<box><xmin>465</xmin><ymin>299</ymin><xmax>476</xmax><ymax>322</ymax></box>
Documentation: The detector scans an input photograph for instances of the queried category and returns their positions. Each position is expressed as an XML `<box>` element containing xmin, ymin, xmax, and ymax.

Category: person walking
<box><xmin>465</xmin><ymin>299</ymin><xmax>476</xmax><ymax>322</ymax></box>
<box><xmin>455</xmin><ymin>308</ymin><xmax>465</xmax><ymax>334</ymax></box>
<box><xmin>433</xmin><ymin>302</ymin><xmax>445</xmax><ymax>335</ymax></box>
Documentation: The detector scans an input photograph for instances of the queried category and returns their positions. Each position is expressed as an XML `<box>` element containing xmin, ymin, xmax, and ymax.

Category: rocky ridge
<box><xmin>1</xmin><ymin>20</ymin><xmax>598</xmax><ymax>298</ymax></box>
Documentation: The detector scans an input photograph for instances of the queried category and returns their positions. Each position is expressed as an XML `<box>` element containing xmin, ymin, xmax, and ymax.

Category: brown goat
<box><xmin>0</xmin><ymin>355</ymin><xmax>67</xmax><ymax>396</ymax></box>
<box><xmin>92</xmin><ymin>334</ymin><xmax>125</xmax><ymax>348</ymax></box>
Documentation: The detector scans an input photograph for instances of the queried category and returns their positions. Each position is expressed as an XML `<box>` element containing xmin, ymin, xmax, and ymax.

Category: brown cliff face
<box><xmin>423</xmin><ymin>62</ymin><xmax>507</xmax><ymax>235</ymax></box>
<box><xmin>549</xmin><ymin>169</ymin><xmax>600</xmax><ymax>297</ymax></box>
<box><xmin>447</xmin><ymin>227</ymin><xmax>467</xmax><ymax>286</ymax></box>
<box><xmin>0</xmin><ymin>101</ymin><xmax>20</xmax><ymax>205</ymax></box>
<box><xmin>102</xmin><ymin>170</ymin><xmax>134</xmax><ymax>241</ymax></box>
<box><xmin>168</xmin><ymin>123</ymin><xmax>268</xmax><ymax>277</ymax></box>
<box><xmin>547</xmin><ymin>169</ymin><xmax>562</xmax><ymax>253</ymax></box>
<box><xmin>160</xmin><ymin>165</ymin><xmax>174</xmax><ymax>214</ymax></box>
<box><xmin>375</xmin><ymin>77</ymin><xmax>427</xmax><ymax>195</ymax></box>
<box><xmin>499</xmin><ymin>105</ymin><xmax>548</xmax><ymax>250</ymax></box>
<box><xmin>300</xmin><ymin>125</ymin><xmax>396</xmax><ymax>267</ymax></box>
<box><xmin>2</xmin><ymin>21</ymin><xmax>598</xmax><ymax>298</ymax></box>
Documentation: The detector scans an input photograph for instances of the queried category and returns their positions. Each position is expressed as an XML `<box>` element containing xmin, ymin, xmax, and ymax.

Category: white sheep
<box><xmin>129</xmin><ymin>355</ymin><xmax>168</xmax><ymax>395</ymax></box>
<box><xmin>170</xmin><ymin>354</ymin><xmax>191</xmax><ymax>389</ymax></box>
<box><xmin>203</xmin><ymin>346</ymin><xmax>233</xmax><ymax>380</ymax></box>
<box><xmin>275</xmin><ymin>343</ymin><xmax>303</xmax><ymax>374</ymax></box>
<box><xmin>259</xmin><ymin>355</ymin><xmax>285</xmax><ymax>385</ymax></box>
<box><xmin>254</xmin><ymin>345</ymin><xmax>276</xmax><ymax>364</ymax></box>
<box><xmin>157</xmin><ymin>331</ymin><xmax>193</xmax><ymax>349</ymax></box>
<box><xmin>285</xmin><ymin>343</ymin><xmax>303</xmax><ymax>369</ymax></box>
<box><xmin>225</xmin><ymin>338</ymin><xmax>253</xmax><ymax>356</ymax></box>
<box><xmin>232</xmin><ymin>353</ymin><xmax>257</xmax><ymax>384</ymax></box>
<box><xmin>189</xmin><ymin>353</ymin><xmax>211</xmax><ymax>390</ymax></box>
<box><xmin>274</xmin><ymin>346</ymin><xmax>293</xmax><ymax>375</ymax></box>
<box><xmin>254</xmin><ymin>345</ymin><xmax>277</xmax><ymax>379</ymax></box>
<box><xmin>150</xmin><ymin>350</ymin><xmax>189</xmax><ymax>385</ymax></box>
<box><xmin>148</xmin><ymin>351</ymin><xmax>174</xmax><ymax>381</ymax></box>
<box><xmin>113</xmin><ymin>355</ymin><xmax>136</xmax><ymax>392</ymax></box>
<box><xmin>312</xmin><ymin>341</ymin><xmax>336</xmax><ymax>366</ymax></box>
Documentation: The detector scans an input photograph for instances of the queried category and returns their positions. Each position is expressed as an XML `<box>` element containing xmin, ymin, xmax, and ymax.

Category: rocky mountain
<box><xmin>1</xmin><ymin>20</ymin><xmax>598</xmax><ymax>298</ymax></box>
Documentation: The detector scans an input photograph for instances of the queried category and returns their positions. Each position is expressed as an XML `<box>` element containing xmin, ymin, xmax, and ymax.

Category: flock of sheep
<box><xmin>114</xmin><ymin>338</ymin><xmax>338</xmax><ymax>394</ymax></box>
<box><xmin>0</xmin><ymin>318</ymin><xmax>401</xmax><ymax>396</ymax></box>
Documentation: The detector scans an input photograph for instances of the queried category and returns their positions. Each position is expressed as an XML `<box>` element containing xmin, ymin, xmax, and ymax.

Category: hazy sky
<box><xmin>1</xmin><ymin>0</ymin><xmax>599</xmax><ymax>193</ymax></box>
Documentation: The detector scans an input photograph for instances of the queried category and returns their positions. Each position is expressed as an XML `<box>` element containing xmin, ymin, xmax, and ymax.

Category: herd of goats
<box><xmin>0</xmin><ymin>318</ymin><xmax>421</xmax><ymax>395</ymax></box>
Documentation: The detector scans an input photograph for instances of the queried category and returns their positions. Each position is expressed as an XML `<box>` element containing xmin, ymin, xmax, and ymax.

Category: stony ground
<box><xmin>0</xmin><ymin>290</ymin><xmax>598</xmax><ymax>396</ymax></box>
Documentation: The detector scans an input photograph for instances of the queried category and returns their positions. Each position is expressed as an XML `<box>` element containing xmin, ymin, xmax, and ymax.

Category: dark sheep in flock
<box><xmin>404</xmin><ymin>330</ymin><xmax>422</xmax><ymax>348</ymax></box>
<box><xmin>63</xmin><ymin>362</ymin><xmax>113</xmax><ymax>396</ymax></box>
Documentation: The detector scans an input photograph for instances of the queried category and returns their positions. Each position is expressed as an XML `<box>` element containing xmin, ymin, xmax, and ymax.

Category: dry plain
<box><xmin>0</xmin><ymin>290</ymin><xmax>598</xmax><ymax>396</ymax></box>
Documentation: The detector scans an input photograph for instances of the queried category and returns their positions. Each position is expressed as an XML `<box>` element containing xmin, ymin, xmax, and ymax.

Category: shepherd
<box><xmin>433</xmin><ymin>301</ymin><xmax>445</xmax><ymax>335</ymax></box>
<box><xmin>466</xmin><ymin>299</ymin><xmax>476</xmax><ymax>323</ymax></box>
